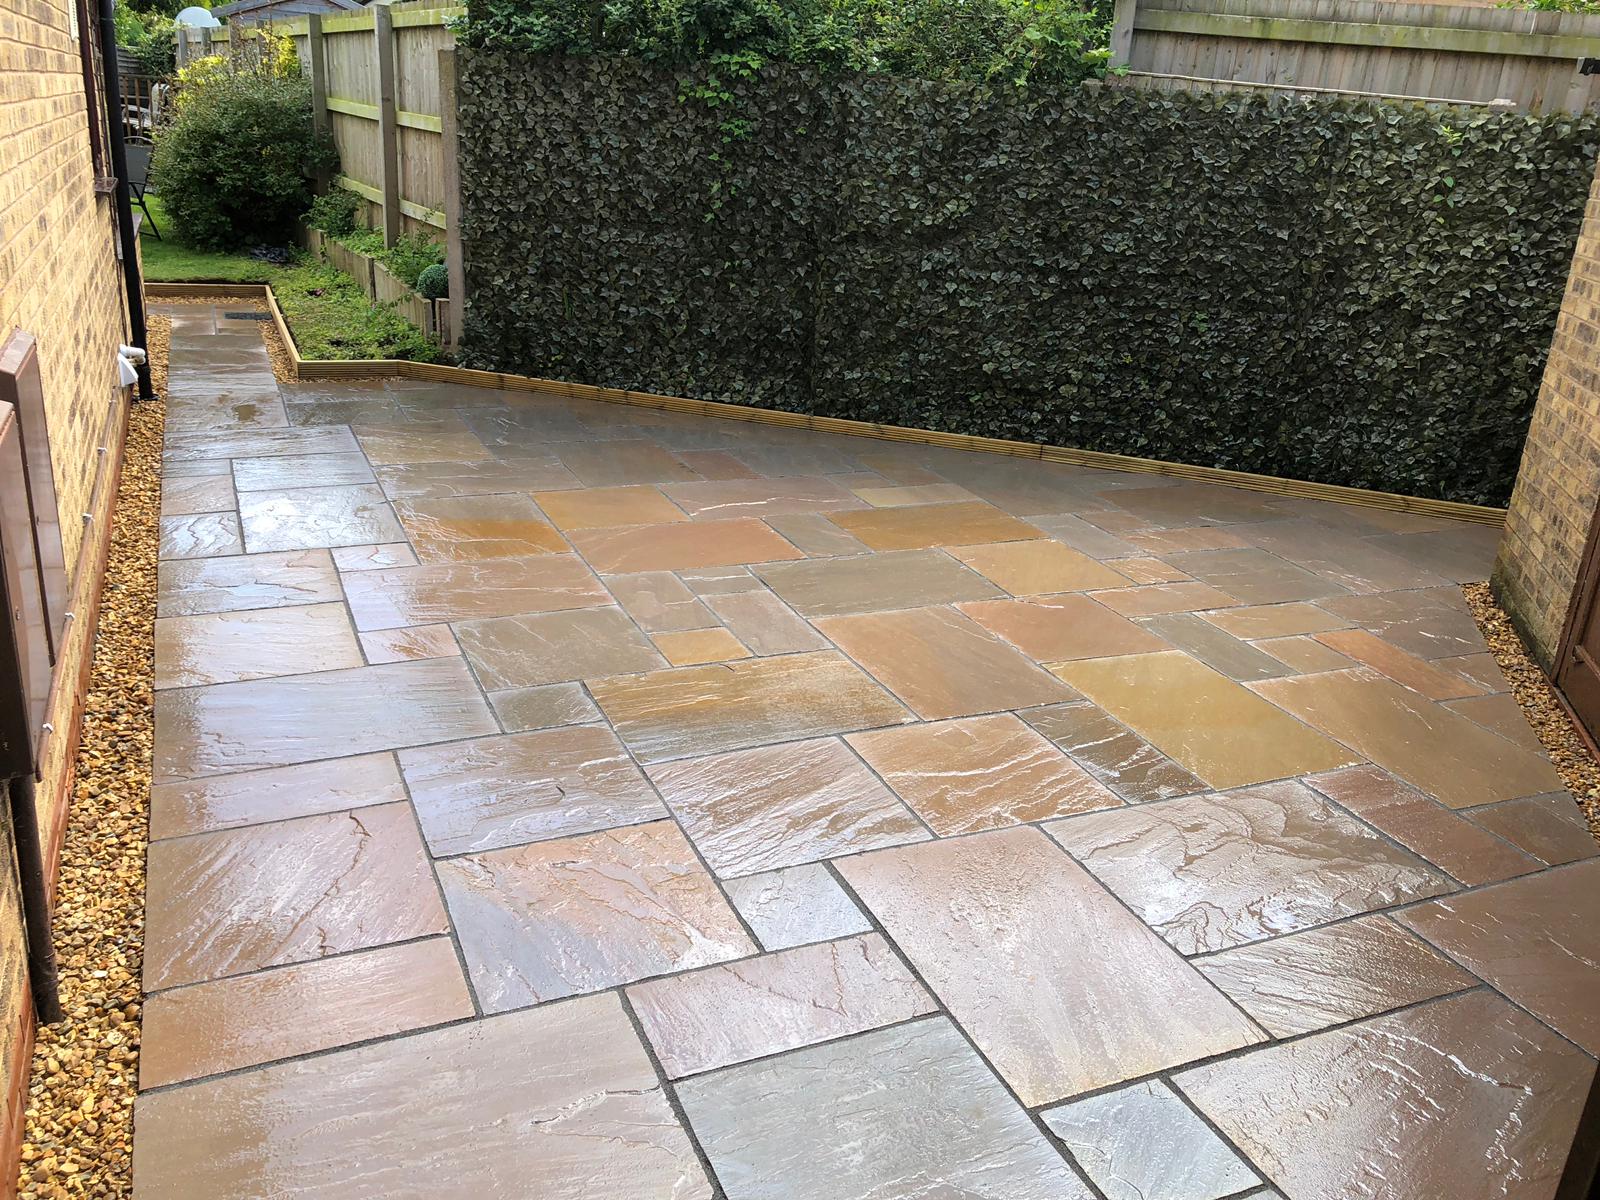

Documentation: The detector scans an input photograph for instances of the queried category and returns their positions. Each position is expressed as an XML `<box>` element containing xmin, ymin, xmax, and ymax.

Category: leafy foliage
<box><xmin>152</xmin><ymin>53</ymin><xmax>336</xmax><ymax>250</ymax></box>
<box><xmin>306</xmin><ymin>189</ymin><xmax>361</xmax><ymax>237</ymax></box>
<box><xmin>459</xmin><ymin>55</ymin><xmax>1599</xmax><ymax>505</ymax></box>
<box><xmin>274</xmin><ymin>261</ymin><xmax>442</xmax><ymax>362</ymax></box>
<box><xmin>114</xmin><ymin>6</ymin><xmax>175</xmax><ymax>76</ymax></box>
<box><xmin>416</xmin><ymin>263</ymin><xmax>450</xmax><ymax>299</ymax></box>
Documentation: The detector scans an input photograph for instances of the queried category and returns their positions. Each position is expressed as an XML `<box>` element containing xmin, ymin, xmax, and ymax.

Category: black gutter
<box><xmin>95</xmin><ymin>0</ymin><xmax>155</xmax><ymax>402</ymax></box>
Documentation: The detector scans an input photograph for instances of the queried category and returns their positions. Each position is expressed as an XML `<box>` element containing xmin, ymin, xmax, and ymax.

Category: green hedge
<box><xmin>458</xmin><ymin>53</ymin><xmax>1599</xmax><ymax>505</ymax></box>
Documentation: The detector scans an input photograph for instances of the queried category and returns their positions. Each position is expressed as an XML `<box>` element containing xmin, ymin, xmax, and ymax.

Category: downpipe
<box><xmin>8</xmin><ymin>775</ymin><xmax>61</xmax><ymax>1024</ymax></box>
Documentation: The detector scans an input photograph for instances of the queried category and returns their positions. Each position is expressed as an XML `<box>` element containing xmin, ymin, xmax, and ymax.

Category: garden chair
<box><xmin>124</xmin><ymin>138</ymin><xmax>159</xmax><ymax>240</ymax></box>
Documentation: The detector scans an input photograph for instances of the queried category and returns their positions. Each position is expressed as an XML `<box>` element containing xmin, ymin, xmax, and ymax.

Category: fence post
<box><xmin>306</xmin><ymin>14</ymin><xmax>332</xmax><ymax>191</ymax></box>
<box><xmin>1109</xmin><ymin>0</ymin><xmax>1138</xmax><ymax>70</ymax></box>
<box><xmin>438</xmin><ymin>48</ymin><xmax>466</xmax><ymax>351</ymax></box>
<box><xmin>374</xmin><ymin>3</ymin><xmax>402</xmax><ymax>247</ymax></box>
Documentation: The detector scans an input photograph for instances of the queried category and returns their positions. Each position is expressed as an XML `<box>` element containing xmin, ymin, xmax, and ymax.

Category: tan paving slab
<box><xmin>154</xmin><ymin>602</ymin><xmax>363</xmax><ymax>689</ymax></box>
<box><xmin>1102</xmin><ymin>555</ymin><xmax>1192</xmax><ymax>584</ymax></box>
<box><xmin>1174</xmin><ymin>992</ymin><xmax>1590</xmax><ymax>1200</ymax></box>
<box><xmin>815</xmin><ymin>606</ymin><xmax>1077</xmax><ymax>719</ymax></box>
<box><xmin>1438</xmin><ymin>650</ymin><xmax>1511</xmax><ymax>692</ymax></box>
<box><xmin>1198</xmin><ymin>601</ymin><xmax>1347</xmax><ymax>640</ymax></box>
<box><xmin>331</xmin><ymin>541</ymin><xmax>418</xmax><ymax>571</ymax></box>
<box><xmin>1022</xmin><ymin>701</ymin><xmax>1207</xmax><ymax>803</ymax></box>
<box><xmin>353</xmin><ymin>422</ymin><xmax>492</xmax><ymax>465</ymax></box>
<box><xmin>1125</xmin><ymin>526</ymin><xmax>1252</xmax><ymax>554</ymax></box>
<box><xmin>374</xmin><ymin>458</ymin><xmax>579</xmax><ymax>499</ymax></box>
<box><xmin>1443</xmin><ymin>691</ymin><xmax>1545</xmax><ymax>751</ymax></box>
<box><xmin>721</xmin><ymin>864</ymin><xmax>871</xmax><ymax>951</ymax></box>
<box><xmin>949</xmin><ymin>539</ymin><xmax>1132</xmax><ymax>595</ymax></box>
<box><xmin>663</xmin><ymin>476</ymin><xmax>862</xmax><ymax>519</ymax></box>
<box><xmin>555</xmin><ymin>440</ymin><xmax>700</xmax><ymax>486</ymax></box>
<box><xmin>341</xmin><ymin>555</ymin><xmax>611</xmax><ymax>630</ymax></box>
<box><xmin>154</xmin><ymin>658</ymin><xmax>498</xmax><ymax>781</ymax></box>
<box><xmin>1396</xmin><ymin>860</ymin><xmax>1600</xmax><ymax>1055</ymax></box>
<box><xmin>567</xmin><ymin>518</ymin><xmax>804</xmax><ymax>573</ymax></box>
<box><xmin>1041</xmin><ymin>1080</ymin><xmax>1260</xmax><ymax>1200</ymax></box>
<box><xmin>1048</xmin><ymin>781</ymin><xmax>1451</xmax><ymax>954</ymax></box>
<box><xmin>486</xmin><ymin>681</ymin><xmax>600</xmax><ymax>732</ymax></box>
<box><xmin>165</xmin><ymin>425</ymin><xmax>360</xmax><ymax>463</ymax></box>
<box><xmin>239</xmin><ymin>484</ymin><xmax>405</xmax><ymax>553</ymax></box>
<box><xmin>590</xmin><ymin>651</ymin><xmax>912</xmax><ymax>763</ymax></box>
<box><xmin>763</xmin><ymin>512</ymin><xmax>869</xmax><ymax>556</ymax></box>
<box><xmin>1090</xmin><ymin>581</ymin><xmax>1240</xmax><ymax>617</ymax></box>
<box><xmin>232</xmin><ymin>452</ymin><xmax>375</xmax><ymax>491</ymax></box>
<box><xmin>653</xmin><ymin>627</ymin><xmax>749</xmax><ymax>665</ymax></box>
<box><xmin>1160</xmin><ymin>547</ymin><xmax>1347</xmax><ymax>604</ymax></box>
<box><xmin>1315</xmin><ymin>627</ymin><xmax>1487</xmax><ymax>700</ymax></box>
<box><xmin>1467</xmin><ymin>794</ymin><xmax>1600</xmax><ymax>866</ymax></box>
<box><xmin>133</xmin><ymin>994</ymin><xmax>713</xmax><ymax>1199</ymax></box>
<box><xmin>1252</xmin><ymin>668</ymin><xmax>1565</xmax><ymax>807</ymax></box>
<box><xmin>1256</xmin><ymin>633</ymin><xmax>1355</xmax><ymax>674</ymax></box>
<box><xmin>144</xmin><ymin>803</ymin><xmax>448</xmax><ymax>990</ymax></box>
<box><xmin>358</xmin><ymin>623</ymin><xmax>460</xmax><ymax>664</ymax></box>
<box><xmin>1192</xmin><ymin>914</ymin><xmax>1476</xmax><ymax>1038</ymax></box>
<box><xmin>848</xmin><ymin>482</ymin><xmax>977</xmax><ymax>507</ymax></box>
<box><xmin>1105</xmin><ymin>482</ymin><xmax>1283</xmax><ymax>527</ymax></box>
<box><xmin>400</xmin><ymin>726</ymin><xmax>666</xmax><ymax>855</ymax></box>
<box><xmin>1137</xmin><ymin>612</ymin><xmax>1293</xmax><ymax>682</ymax></box>
<box><xmin>848</xmin><ymin>714</ymin><xmax>1119</xmax><ymax>835</ymax></box>
<box><xmin>628</xmin><ymin>933</ymin><xmax>936</xmax><ymax>1078</ymax></box>
<box><xmin>838</xmin><ymin>827</ymin><xmax>1264</xmax><ymax>1104</ymax></box>
<box><xmin>534</xmin><ymin>484</ymin><xmax>688</xmax><ymax>530</ymax></box>
<box><xmin>148</xmin><ymin>753</ymin><xmax>407</xmax><ymax>841</ymax></box>
<box><xmin>677</xmin><ymin>1017</ymin><xmax>1095</xmax><ymax>1200</ymax></box>
<box><xmin>673</xmin><ymin>449</ymin><xmax>759</xmax><ymax>479</ymax></box>
<box><xmin>437</xmin><ymin>820</ymin><xmax>756</xmax><ymax>1010</ymax></box>
<box><xmin>456</xmin><ymin>606</ymin><xmax>665</xmax><ymax>689</ymax></box>
<box><xmin>140</xmin><ymin>938</ymin><xmax>473</xmax><ymax>1088</ymax></box>
<box><xmin>756</xmin><ymin>548</ymin><xmax>1002</xmax><ymax>617</ymax></box>
<box><xmin>1240</xmin><ymin>519</ymin><xmax>1453</xmax><ymax>593</ymax></box>
<box><xmin>1305</xmin><ymin>764</ymin><xmax>1540</xmax><ymax>885</ymax></box>
<box><xmin>827</xmin><ymin>500</ymin><xmax>1041</xmax><ymax>550</ymax></box>
<box><xmin>160</xmin><ymin>512</ymin><xmax>244</xmax><ymax>559</ymax></box>
<box><xmin>604</xmin><ymin>570</ymin><xmax>713</xmax><ymax>632</ymax></box>
<box><xmin>157</xmin><ymin>549</ymin><xmax>342</xmax><ymax>617</ymax></box>
<box><xmin>1317</xmin><ymin>586</ymin><xmax>1485</xmax><ymax>659</ymax></box>
<box><xmin>1054</xmin><ymin>651</ymin><xmax>1357</xmax><ymax>789</ymax></box>
<box><xmin>703</xmin><ymin>589</ymin><xmax>827</xmax><ymax>655</ymax></box>
<box><xmin>648</xmin><ymin>737</ymin><xmax>929</xmax><ymax>877</ymax></box>
<box><xmin>161</xmin><ymin>474</ymin><xmax>235</xmax><ymax>516</ymax></box>
<box><xmin>394</xmin><ymin>493</ymin><xmax>568</xmax><ymax>562</ymax></box>
<box><xmin>680</xmin><ymin>565</ymin><xmax>761</xmax><ymax>594</ymax></box>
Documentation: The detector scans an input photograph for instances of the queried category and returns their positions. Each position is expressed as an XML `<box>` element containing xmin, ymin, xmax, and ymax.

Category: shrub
<box><xmin>307</xmin><ymin>189</ymin><xmax>361</xmax><ymax>237</ymax></box>
<box><xmin>416</xmin><ymin>263</ymin><xmax>449</xmax><ymax>299</ymax></box>
<box><xmin>152</xmin><ymin>55</ymin><xmax>337</xmax><ymax>250</ymax></box>
<box><xmin>384</xmin><ymin>232</ymin><xmax>446</xmax><ymax>288</ymax></box>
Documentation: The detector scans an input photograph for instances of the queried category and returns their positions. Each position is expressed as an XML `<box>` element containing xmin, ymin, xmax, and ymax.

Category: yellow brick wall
<box><xmin>1496</xmin><ymin>157</ymin><xmax>1600</xmax><ymax>668</ymax></box>
<box><xmin>0</xmin><ymin>0</ymin><xmax>133</xmax><ymax>1178</ymax></box>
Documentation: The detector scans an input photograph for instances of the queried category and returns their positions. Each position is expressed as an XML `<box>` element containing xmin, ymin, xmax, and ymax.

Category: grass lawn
<box><xmin>140</xmin><ymin>196</ymin><xmax>440</xmax><ymax>362</ymax></box>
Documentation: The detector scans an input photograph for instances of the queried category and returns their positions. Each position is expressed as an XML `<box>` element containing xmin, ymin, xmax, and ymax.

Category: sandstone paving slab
<box><xmin>590</xmin><ymin>651</ymin><xmax>912</xmax><ymax>763</ymax></box>
<box><xmin>721</xmin><ymin>864</ymin><xmax>871</xmax><ymax>951</ymax></box>
<box><xmin>702</xmin><ymin>589</ymin><xmax>827</xmax><ymax>655</ymax></box>
<box><xmin>1040</xmin><ymin>1079</ymin><xmax>1260</xmax><ymax>1200</ymax></box>
<box><xmin>1252</xmin><ymin>668</ymin><xmax>1565</xmax><ymax>807</ymax></box>
<box><xmin>847</xmin><ymin>713</ymin><xmax>1119</xmax><ymax>834</ymax></box>
<box><xmin>1466</xmin><ymin>794</ymin><xmax>1600</xmax><ymax>866</ymax></box>
<box><xmin>456</xmin><ymin>606</ymin><xmax>665</xmax><ymax>690</ymax></box>
<box><xmin>663</xmin><ymin>476</ymin><xmax>862</xmax><ymax>519</ymax></box>
<box><xmin>399</xmin><ymin>726</ymin><xmax>666</xmax><ymax>855</ymax></box>
<box><xmin>1315</xmin><ymin>627</ymin><xmax>1487</xmax><ymax>700</ymax></box>
<box><xmin>1158</xmin><ymin>547</ymin><xmax>1347</xmax><ymax>605</ymax></box>
<box><xmin>647</xmin><ymin>737</ymin><xmax>929</xmax><ymax>877</ymax></box>
<box><xmin>154</xmin><ymin>658</ymin><xmax>497</xmax><ymax>781</ymax></box>
<box><xmin>1304</xmin><ymin>764</ymin><xmax>1541</xmax><ymax>886</ymax></box>
<box><xmin>1022</xmin><ymin>701</ymin><xmax>1206</xmax><ymax>803</ymax></box>
<box><xmin>486</xmin><ymin>681</ymin><xmax>601</xmax><ymax>732</ymax></box>
<box><xmin>133</xmin><ymin>993</ymin><xmax>713</xmax><ymax>1199</ymax></box>
<box><xmin>330</xmin><ymin>541</ymin><xmax>418</xmax><ymax>572</ymax></box>
<box><xmin>231</xmin><ymin>452</ymin><xmax>375</xmax><ymax>491</ymax></box>
<box><xmin>1191</xmin><ymin>913</ymin><xmax>1477</xmax><ymax>1039</ymax></box>
<box><xmin>156</xmin><ymin>549</ymin><xmax>342</xmax><ymax>616</ymax></box>
<box><xmin>159</xmin><ymin>512</ymin><xmax>243</xmax><ymax>559</ymax></box>
<box><xmin>828</xmin><ymin>500</ymin><xmax>1041</xmax><ymax>550</ymax></box>
<box><xmin>679</xmin><ymin>565</ymin><xmax>761</xmax><ymax>594</ymax></box>
<box><xmin>164</xmin><ymin>425</ymin><xmax>360</xmax><ymax>463</ymax></box>
<box><xmin>837</xmin><ymin>827</ymin><xmax>1265</xmax><ymax>1105</ymax></box>
<box><xmin>1197</xmin><ymin>601</ymin><xmax>1347</xmax><ymax>640</ymax></box>
<box><xmin>148</xmin><ymin>753</ymin><xmax>407</xmax><ymax>841</ymax></box>
<box><xmin>341</xmin><ymin>555</ymin><xmax>611</xmax><ymax>630</ymax></box>
<box><xmin>1255</xmin><ymin>633</ymin><xmax>1356</xmax><ymax>674</ymax></box>
<box><xmin>1137</xmin><ymin>612</ymin><xmax>1293</xmax><ymax>682</ymax></box>
<box><xmin>1047</xmin><ymin>780</ymin><xmax>1452</xmax><ymax>955</ymax></box>
<box><xmin>1317</xmin><ymin>587</ymin><xmax>1485</xmax><ymax>660</ymax></box>
<box><xmin>756</xmin><ymin>548</ymin><xmax>1002</xmax><ymax>617</ymax></box>
<box><xmin>1443</xmin><ymin>691</ymin><xmax>1547</xmax><ymax>752</ymax></box>
<box><xmin>628</xmin><ymin>933</ymin><xmax>935</xmax><ymax>1078</ymax></box>
<box><xmin>652</xmin><ymin>627</ymin><xmax>749</xmax><ymax>665</ymax></box>
<box><xmin>534</xmin><ymin>483</ymin><xmax>688</xmax><ymax>529</ymax></box>
<box><xmin>948</xmin><ymin>538</ymin><xmax>1132</xmax><ymax>595</ymax></box>
<box><xmin>568</xmin><ymin>518</ymin><xmax>804</xmax><ymax>573</ymax></box>
<box><xmin>605</xmin><ymin>570</ymin><xmax>714</xmax><ymax>632</ymax></box>
<box><xmin>436</xmin><ymin>820</ymin><xmax>756</xmax><ymax>1010</ymax></box>
<box><xmin>144</xmin><ymin>803</ymin><xmax>448</xmax><ymax>991</ymax></box>
<box><xmin>763</xmin><ymin>512</ymin><xmax>869</xmax><ymax>556</ymax></box>
<box><xmin>154</xmin><ymin>602</ymin><xmax>363</xmax><ymax>689</ymax></box>
<box><xmin>1237</xmin><ymin>519</ymin><xmax>1454</xmax><ymax>593</ymax></box>
<box><xmin>352</xmin><ymin>422</ymin><xmax>492</xmax><ymax>466</ymax></box>
<box><xmin>375</xmin><ymin>458</ymin><xmax>579</xmax><ymax>499</ymax></box>
<box><xmin>161</xmin><ymin>474</ymin><xmax>235</xmax><ymax>516</ymax></box>
<box><xmin>677</xmin><ymin>1017</ymin><xmax>1094</xmax><ymax>1200</ymax></box>
<box><xmin>1054</xmin><ymin>651</ymin><xmax>1357</xmax><ymax>790</ymax></box>
<box><xmin>239</xmin><ymin>484</ymin><xmax>405</xmax><ymax>553</ymax></box>
<box><xmin>1395</xmin><ymin>859</ymin><xmax>1600</xmax><ymax>1055</ymax></box>
<box><xmin>957</xmin><ymin>594</ymin><xmax>1169</xmax><ymax>665</ymax></box>
<box><xmin>394</xmin><ymin>493</ymin><xmax>568</xmax><ymax>562</ymax></box>
<box><xmin>1089</xmin><ymin>581</ymin><xmax>1241</xmax><ymax>617</ymax></box>
<box><xmin>815</xmin><ymin>606</ymin><xmax>1077</xmax><ymax>720</ymax></box>
<box><xmin>140</xmin><ymin>938</ymin><xmax>473</xmax><ymax>1088</ymax></box>
<box><xmin>358</xmin><ymin>623</ymin><xmax>461</xmax><ymax>664</ymax></box>
<box><xmin>1173</xmin><ymin>991</ymin><xmax>1592</xmax><ymax>1200</ymax></box>
<box><xmin>1366</xmin><ymin>524</ymin><xmax>1502</xmax><ymax>583</ymax></box>
<box><xmin>848</xmin><ymin>481</ymin><xmax>976</xmax><ymax>507</ymax></box>
<box><xmin>555</xmin><ymin>440</ymin><xmax>700</xmax><ymax>486</ymax></box>
<box><xmin>1100</xmin><ymin>482</ymin><xmax>1283</xmax><ymax>527</ymax></box>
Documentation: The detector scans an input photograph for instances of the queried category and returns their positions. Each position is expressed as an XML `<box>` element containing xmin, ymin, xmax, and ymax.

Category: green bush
<box><xmin>307</xmin><ymin>189</ymin><xmax>361</xmax><ymax>237</ymax></box>
<box><xmin>459</xmin><ymin>54</ymin><xmax>1600</xmax><ymax>506</ymax></box>
<box><xmin>416</xmin><ymin>263</ymin><xmax>450</xmax><ymax>299</ymax></box>
<box><xmin>152</xmin><ymin>60</ymin><xmax>337</xmax><ymax>250</ymax></box>
<box><xmin>384</xmin><ymin>232</ymin><xmax>446</xmax><ymax>288</ymax></box>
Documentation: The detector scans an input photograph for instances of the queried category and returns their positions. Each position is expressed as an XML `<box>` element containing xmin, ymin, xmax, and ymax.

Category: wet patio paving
<box><xmin>134</xmin><ymin>303</ymin><xmax>1600</xmax><ymax>1198</ymax></box>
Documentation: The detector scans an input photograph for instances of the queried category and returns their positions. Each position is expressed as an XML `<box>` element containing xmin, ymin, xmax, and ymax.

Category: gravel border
<box><xmin>1465</xmin><ymin>581</ymin><xmax>1600</xmax><ymax>839</ymax></box>
<box><xmin>17</xmin><ymin>316</ymin><xmax>166</xmax><ymax>1198</ymax></box>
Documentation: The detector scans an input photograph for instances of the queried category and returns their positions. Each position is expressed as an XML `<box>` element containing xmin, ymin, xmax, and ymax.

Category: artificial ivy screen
<box><xmin>457</xmin><ymin>52</ymin><xmax>1598</xmax><ymax>505</ymax></box>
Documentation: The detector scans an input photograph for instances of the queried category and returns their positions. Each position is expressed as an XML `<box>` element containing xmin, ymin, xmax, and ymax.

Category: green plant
<box><xmin>115</xmin><ymin>7</ymin><xmax>176</xmax><ymax>76</ymax></box>
<box><xmin>153</xmin><ymin>57</ymin><xmax>336</xmax><ymax>249</ymax></box>
<box><xmin>307</xmin><ymin>189</ymin><xmax>361</xmax><ymax>237</ymax></box>
<box><xmin>383</xmin><ymin>232</ymin><xmax>446</xmax><ymax>288</ymax></box>
<box><xmin>416</xmin><ymin>263</ymin><xmax>450</xmax><ymax>299</ymax></box>
<box><xmin>275</xmin><ymin>260</ymin><xmax>443</xmax><ymax>361</ymax></box>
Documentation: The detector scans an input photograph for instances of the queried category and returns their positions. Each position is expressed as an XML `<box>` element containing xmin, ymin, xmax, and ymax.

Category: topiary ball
<box><xmin>416</xmin><ymin>263</ymin><xmax>449</xmax><ymax>300</ymax></box>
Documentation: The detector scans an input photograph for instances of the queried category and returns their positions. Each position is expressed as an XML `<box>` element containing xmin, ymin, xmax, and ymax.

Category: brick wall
<box><xmin>0</xmin><ymin>0</ymin><xmax>133</xmax><ymax>1180</ymax></box>
<box><xmin>1496</xmin><ymin>157</ymin><xmax>1600</xmax><ymax>668</ymax></box>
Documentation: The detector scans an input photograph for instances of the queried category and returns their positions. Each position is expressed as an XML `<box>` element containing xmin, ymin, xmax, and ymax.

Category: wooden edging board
<box><xmin>144</xmin><ymin>280</ymin><xmax>1508</xmax><ymax>526</ymax></box>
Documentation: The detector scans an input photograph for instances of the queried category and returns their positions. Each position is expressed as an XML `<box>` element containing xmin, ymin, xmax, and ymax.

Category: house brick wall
<box><xmin>1497</xmin><ymin>158</ymin><xmax>1600</xmax><ymax>669</ymax></box>
<box><xmin>0</xmin><ymin>0</ymin><xmax>133</xmax><ymax>1180</ymax></box>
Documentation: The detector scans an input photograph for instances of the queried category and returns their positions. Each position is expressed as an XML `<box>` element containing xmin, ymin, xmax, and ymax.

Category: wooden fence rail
<box><xmin>1108</xmin><ymin>0</ymin><xmax>1600</xmax><ymax>113</ymax></box>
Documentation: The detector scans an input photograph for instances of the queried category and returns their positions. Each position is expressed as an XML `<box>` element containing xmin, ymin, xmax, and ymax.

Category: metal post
<box><xmin>8</xmin><ymin>776</ymin><xmax>61</xmax><ymax>1025</ymax></box>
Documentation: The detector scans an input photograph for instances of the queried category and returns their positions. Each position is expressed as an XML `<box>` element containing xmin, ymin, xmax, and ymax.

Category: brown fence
<box><xmin>1108</xmin><ymin>0</ymin><xmax>1600</xmax><ymax>112</ymax></box>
